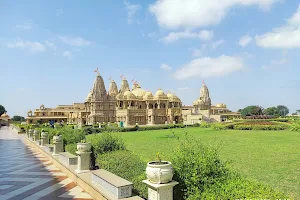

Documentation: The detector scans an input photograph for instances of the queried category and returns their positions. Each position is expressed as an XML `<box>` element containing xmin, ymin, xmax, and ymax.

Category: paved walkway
<box><xmin>0</xmin><ymin>126</ymin><xmax>93</xmax><ymax>200</ymax></box>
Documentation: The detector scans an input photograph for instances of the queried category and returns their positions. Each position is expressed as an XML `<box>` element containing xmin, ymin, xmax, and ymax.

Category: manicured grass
<box><xmin>117</xmin><ymin>127</ymin><xmax>300</xmax><ymax>199</ymax></box>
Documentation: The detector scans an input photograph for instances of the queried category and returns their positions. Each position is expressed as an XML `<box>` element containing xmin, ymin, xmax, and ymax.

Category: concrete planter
<box><xmin>77</xmin><ymin>143</ymin><xmax>91</xmax><ymax>153</ymax></box>
<box><xmin>146</xmin><ymin>161</ymin><xmax>173</xmax><ymax>184</ymax></box>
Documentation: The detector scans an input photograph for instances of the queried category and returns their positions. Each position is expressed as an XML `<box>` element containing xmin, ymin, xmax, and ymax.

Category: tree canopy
<box><xmin>238</xmin><ymin>105</ymin><xmax>264</xmax><ymax>117</ymax></box>
<box><xmin>239</xmin><ymin>105</ymin><xmax>289</xmax><ymax>117</ymax></box>
<box><xmin>0</xmin><ymin>105</ymin><xmax>6</xmax><ymax>116</ymax></box>
<box><xmin>11</xmin><ymin>115</ymin><xmax>25</xmax><ymax>121</ymax></box>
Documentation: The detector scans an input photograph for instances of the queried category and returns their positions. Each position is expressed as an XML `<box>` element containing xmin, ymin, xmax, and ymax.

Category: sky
<box><xmin>1</xmin><ymin>0</ymin><xmax>300</xmax><ymax>117</ymax></box>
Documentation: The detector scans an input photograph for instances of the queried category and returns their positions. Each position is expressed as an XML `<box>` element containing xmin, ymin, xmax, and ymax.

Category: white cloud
<box><xmin>124</xmin><ymin>1</ymin><xmax>141</xmax><ymax>24</ymax></box>
<box><xmin>45</xmin><ymin>40</ymin><xmax>57</xmax><ymax>50</ymax></box>
<box><xmin>59</xmin><ymin>36</ymin><xmax>92</xmax><ymax>46</ymax></box>
<box><xmin>173</xmin><ymin>55</ymin><xmax>244</xmax><ymax>80</ymax></box>
<box><xmin>212</xmin><ymin>40</ymin><xmax>225</xmax><ymax>49</ymax></box>
<box><xmin>256</xmin><ymin>5</ymin><xmax>300</xmax><ymax>48</ymax></box>
<box><xmin>162</xmin><ymin>30</ymin><xmax>213</xmax><ymax>43</ymax></box>
<box><xmin>190</xmin><ymin>44</ymin><xmax>207</xmax><ymax>57</ymax></box>
<box><xmin>288</xmin><ymin>5</ymin><xmax>300</xmax><ymax>26</ymax></box>
<box><xmin>238</xmin><ymin>35</ymin><xmax>252</xmax><ymax>47</ymax></box>
<box><xmin>7</xmin><ymin>39</ymin><xmax>45</xmax><ymax>53</ymax></box>
<box><xmin>56</xmin><ymin>9</ymin><xmax>64</xmax><ymax>16</ymax></box>
<box><xmin>15</xmin><ymin>22</ymin><xmax>32</xmax><ymax>30</ymax></box>
<box><xmin>161</xmin><ymin>63</ymin><xmax>172</xmax><ymax>71</ymax></box>
<box><xmin>63</xmin><ymin>51</ymin><xmax>72</xmax><ymax>59</ymax></box>
<box><xmin>149</xmin><ymin>0</ymin><xmax>280</xmax><ymax>29</ymax></box>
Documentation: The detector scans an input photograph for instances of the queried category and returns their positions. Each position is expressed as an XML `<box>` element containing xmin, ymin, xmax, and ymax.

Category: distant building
<box><xmin>26</xmin><ymin>72</ymin><xmax>240</xmax><ymax>126</ymax></box>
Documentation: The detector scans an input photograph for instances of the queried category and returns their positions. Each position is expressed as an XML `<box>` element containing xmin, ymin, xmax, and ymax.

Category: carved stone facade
<box><xmin>83</xmin><ymin>73</ymin><xmax>183</xmax><ymax>126</ymax></box>
<box><xmin>26</xmin><ymin>72</ymin><xmax>241</xmax><ymax>125</ymax></box>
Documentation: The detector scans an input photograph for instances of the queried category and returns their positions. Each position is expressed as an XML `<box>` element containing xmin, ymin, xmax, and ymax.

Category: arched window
<box><xmin>149</xmin><ymin>104</ymin><xmax>153</xmax><ymax>109</ymax></box>
<box><xmin>161</xmin><ymin>103</ymin><xmax>166</xmax><ymax>109</ymax></box>
<box><xmin>154</xmin><ymin>103</ymin><xmax>158</xmax><ymax>109</ymax></box>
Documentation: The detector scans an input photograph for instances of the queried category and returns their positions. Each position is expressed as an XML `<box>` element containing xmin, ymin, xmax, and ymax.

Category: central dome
<box><xmin>132</xmin><ymin>85</ymin><xmax>146</xmax><ymax>98</ymax></box>
<box><xmin>124</xmin><ymin>91</ymin><xmax>137</xmax><ymax>100</ymax></box>
<box><xmin>154</xmin><ymin>89</ymin><xmax>168</xmax><ymax>100</ymax></box>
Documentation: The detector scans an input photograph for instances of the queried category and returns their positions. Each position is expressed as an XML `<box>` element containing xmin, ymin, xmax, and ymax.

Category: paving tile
<box><xmin>0</xmin><ymin>127</ymin><xmax>93</xmax><ymax>200</ymax></box>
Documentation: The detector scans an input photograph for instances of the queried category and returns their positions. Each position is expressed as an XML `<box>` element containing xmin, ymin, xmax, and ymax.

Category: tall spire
<box><xmin>91</xmin><ymin>72</ymin><xmax>107</xmax><ymax>101</ymax></box>
<box><xmin>119</xmin><ymin>76</ymin><xmax>130</xmax><ymax>93</ymax></box>
<box><xmin>109</xmin><ymin>79</ymin><xmax>118</xmax><ymax>97</ymax></box>
<box><xmin>199</xmin><ymin>82</ymin><xmax>211</xmax><ymax>105</ymax></box>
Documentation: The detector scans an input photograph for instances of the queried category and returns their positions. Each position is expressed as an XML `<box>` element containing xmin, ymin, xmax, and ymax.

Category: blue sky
<box><xmin>1</xmin><ymin>0</ymin><xmax>300</xmax><ymax>117</ymax></box>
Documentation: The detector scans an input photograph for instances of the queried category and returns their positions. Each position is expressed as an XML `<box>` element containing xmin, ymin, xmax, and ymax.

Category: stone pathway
<box><xmin>0</xmin><ymin>126</ymin><xmax>93</xmax><ymax>200</ymax></box>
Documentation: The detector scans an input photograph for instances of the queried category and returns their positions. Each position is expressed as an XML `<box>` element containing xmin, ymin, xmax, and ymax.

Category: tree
<box><xmin>0</xmin><ymin>105</ymin><xmax>6</xmax><ymax>116</ymax></box>
<box><xmin>240</xmin><ymin>105</ymin><xmax>264</xmax><ymax>117</ymax></box>
<box><xmin>263</xmin><ymin>107</ymin><xmax>278</xmax><ymax>116</ymax></box>
<box><xmin>11</xmin><ymin>115</ymin><xmax>25</xmax><ymax>121</ymax></box>
<box><xmin>276</xmin><ymin>105</ymin><xmax>289</xmax><ymax>117</ymax></box>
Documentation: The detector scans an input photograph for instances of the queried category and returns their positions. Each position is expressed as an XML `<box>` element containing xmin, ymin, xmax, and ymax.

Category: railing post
<box><xmin>52</xmin><ymin>135</ymin><xmax>63</xmax><ymax>156</ymax></box>
<box><xmin>75</xmin><ymin>142</ymin><xmax>92</xmax><ymax>174</ymax></box>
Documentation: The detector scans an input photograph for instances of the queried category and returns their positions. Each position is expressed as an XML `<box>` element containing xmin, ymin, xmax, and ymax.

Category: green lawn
<box><xmin>118</xmin><ymin>127</ymin><xmax>300</xmax><ymax>199</ymax></box>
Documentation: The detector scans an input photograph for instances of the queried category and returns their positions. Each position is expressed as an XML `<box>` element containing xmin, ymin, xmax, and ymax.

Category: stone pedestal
<box><xmin>33</xmin><ymin>130</ymin><xmax>40</xmax><ymax>141</ymax></box>
<box><xmin>52</xmin><ymin>141</ymin><xmax>63</xmax><ymax>156</ymax></box>
<box><xmin>75</xmin><ymin>151</ymin><xmax>91</xmax><ymax>174</ymax></box>
<box><xmin>29</xmin><ymin>129</ymin><xmax>34</xmax><ymax>140</ymax></box>
<box><xmin>143</xmin><ymin>180</ymin><xmax>178</xmax><ymax>200</ymax></box>
<box><xmin>41</xmin><ymin>132</ymin><xmax>49</xmax><ymax>146</ymax></box>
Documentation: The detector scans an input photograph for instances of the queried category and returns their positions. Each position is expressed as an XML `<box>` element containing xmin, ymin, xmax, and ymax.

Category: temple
<box><xmin>26</xmin><ymin>72</ymin><xmax>240</xmax><ymax>126</ymax></box>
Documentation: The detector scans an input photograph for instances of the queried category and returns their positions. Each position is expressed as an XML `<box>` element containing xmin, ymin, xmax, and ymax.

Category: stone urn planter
<box><xmin>53</xmin><ymin>135</ymin><xmax>62</xmax><ymax>143</ymax></box>
<box><xmin>146</xmin><ymin>161</ymin><xmax>174</xmax><ymax>184</ymax></box>
<box><xmin>77</xmin><ymin>142</ymin><xmax>91</xmax><ymax>153</ymax></box>
<box><xmin>41</xmin><ymin>131</ymin><xmax>48</xmax><ymax>138</ymax></box>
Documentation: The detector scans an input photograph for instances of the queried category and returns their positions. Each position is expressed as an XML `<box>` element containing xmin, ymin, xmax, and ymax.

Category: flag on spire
<box><xmin>109</xmin><ymin>76</ymin><xmax>112</xmax><ymax>81</ymax></box>
<box><xmin>202</xmin><ymin>80</ymin><xmax>205</xmax><ymax>85</ymax></box>
<box><xmin>120</xmin><ymin>74</ymin><xmax>124</xmax><ymax>79</ymax></box>
<box><xmin>94</xmin><ymin>68</ymin><xmax>98</xmax><ymax>73</ymax></box>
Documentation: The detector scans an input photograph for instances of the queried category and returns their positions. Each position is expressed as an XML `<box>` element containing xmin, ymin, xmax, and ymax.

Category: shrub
<box><xmin>291</xmin><ymin>123</ymin><xmax>300</xmax><ymax>132</ymax></box>
<box><xmin>200</xmin><ymin>121</ymin><xmax>210</xmax><ymax>128</ymax></box>
<box><xmin>97</xmin><ymin>150</ymin><xmax>147</xmax><ymax>198</ymax></box>
<box><xmin>172</xmin><ymin>136</ymin><xmax>230</xmax><ymax>199</ymax></box>
<box><xmin>171</xmin><ymin>136</ymin><xmax>287</xmax><ymax>200</ymax></box>
<box><xmin>60</xmin><ymin>128</ymin><xmax>86</xmax><ymax>145</ymax></box>
<box><xmin>65</xmin><ymin>143</ymin><xmax>77</xmax><ymax>155</ymax></box>
<box><xmin>211</xmin><ymin>122</ymin><xmax>227</xmax><ymax>130</ymax></box>
<box><xmin>86</xmin><ymin>133</ymin><xmax>126</xmax><ymax>156</ymax></box>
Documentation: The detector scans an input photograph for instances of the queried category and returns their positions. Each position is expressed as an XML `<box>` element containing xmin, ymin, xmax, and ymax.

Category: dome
<box><xmin>215</xmin><ymin>103</ymin><xmax>226</xmax><ymax>108</ymax></box>
<box><xmin>27</xmin><ymin>110</ymin><xmax>32</xmax><ymax>113</ymax></box>
<box><xmin>124</xmin><ymin>91</ymin><xmax>137</xmax><ymax>100</ymax></box>
<box><xmin>154</xmin><ymin>89</ymin><xmax>168</xmax><ymax>100</ymax></box>
<box><xmin>132</xmin><ymin>85</ymin><xmax>146</xmax><ymax>98</ymax></box>
<box><xmin>167</xmin><ymin>93</ymin><xmax>181</xmax><ymax>102</ymax></box>
<box><xmin>143</xmin><ymin>91</ymin><xmax>153</xmax><ymax>100</ymax></box>
<box><xmin>116</xmin><ymin>93</ymin><xmax>124</xmax><ymax>100</ymax></box>
<box><xmin>216</xmin><ymin>103</ymin><xmax>222</xmax><ymax>108</ymax></box>
<box><xmin>1</xmin><ymin>113</ymin><xmax>9</xmax><ymax>118</ymax></box>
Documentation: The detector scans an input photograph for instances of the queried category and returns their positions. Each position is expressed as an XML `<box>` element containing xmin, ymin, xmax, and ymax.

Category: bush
<box><xmin>97</xmin><ymin>150</ymin><xmax>147</xmax><ymax>198</ymax></box>
<box><xmin>86</xmin><ymin>133</ymin><xmax>126</xmax><ymax>156</ymax></box>
<box><xmin>171</xmin><ymin>136</ymin><xmax>287</xmax><ymax>200</ymax></box>
<box><xmin>200</xmin><ymin>121</ymin><xmax>210</xmax><ymax>128</ymax></box>
<box><xmin>172</xmin><ymin>136</ymin><xmax>230</xmax><ymax>199</ymax></box>
<box><xmin>65</xmin><ymin>143</ymin><xmax>77</xmax><ymax>155</ymax></box>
